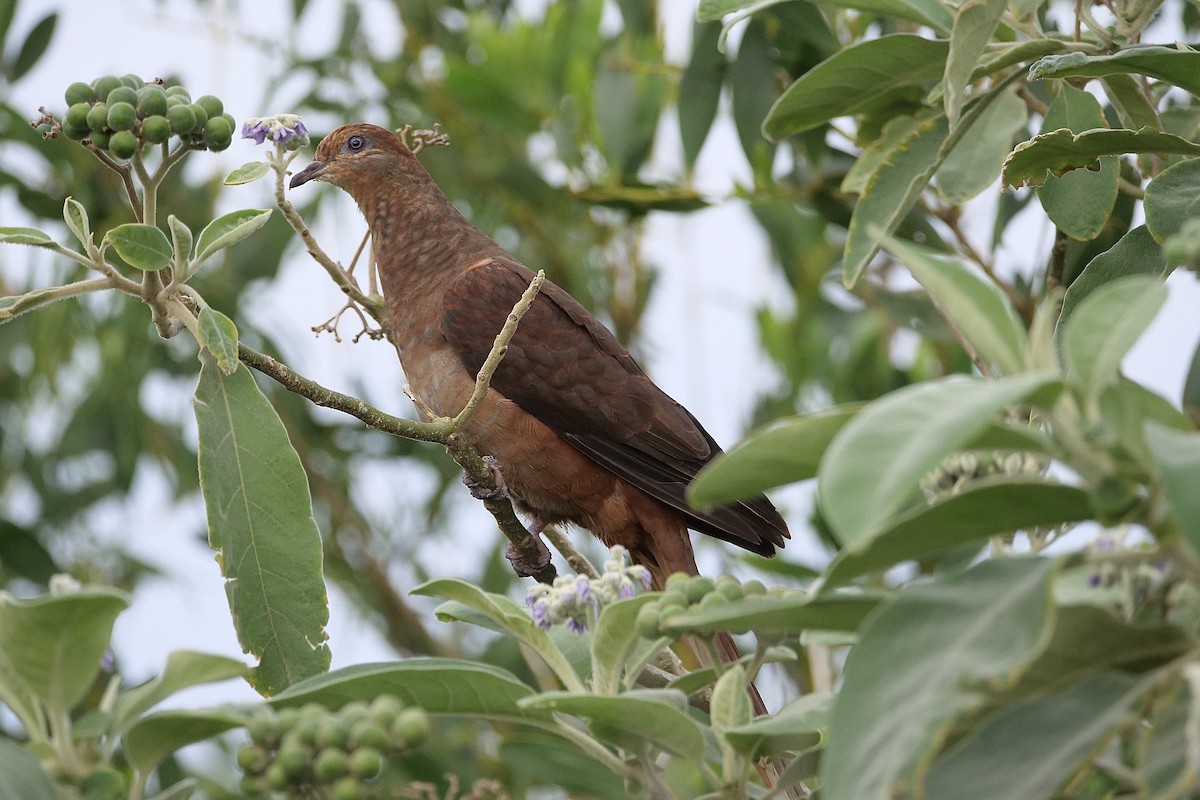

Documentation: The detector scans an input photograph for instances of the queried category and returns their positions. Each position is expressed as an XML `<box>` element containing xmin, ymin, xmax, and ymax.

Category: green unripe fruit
<box><xmin>264</xmin><ymin>762</ymin><xmax>290</xmax><ymax>792</ymax></box>
<box><xmin>63</xmin><ymin>122</ymin><xmax>88</xmax><ymax>141</ymax></box>
<box><xmin>698</xmin><ymin>591</ymin><xmax>729</xmax><ymax>610</ymax></box>
<box><xmin>140</xmin><ymin>115</ymin><xmax>171</xmax><ymax>144</ymax></box>
<box><xmin>195</xmin><ymin>94</ymin><xmax>224</xmax><ymax>119</ymax></box>
<box><xmin>716</xmin><ymin>576</ymin><xmax>745</xmax><ymax>602</ymax></box>
<box><xmin>314</xmin><ymin>747</ymin><xmax>350</xmax><ymax>781</ymax></box>
<box><xmin>166</xmin><ymin>104</ymin><xmax>197</xmax><ymax>135</ymax></box>
<box><xmin>316</xmin><ymin>718</ymin><xmax>350</xmax><ymax>749</ymax></box>
<box><xmin>136</xmin><ymin>85</ymin><xmax>168</xmax><ymax>117</ymax></box>
<box><xmin>105</xmin><ymin>86</ymin><xmax>138</xmax><ymax>108</ymax></box>
<box><xmin>203</xmin><ymin>116</ymin><xmax>233</xmax><ymax>150</ymax></box>
<box><xmin>238</xmin><ymin>773</ymin><xmax>264</xmax><ymax>795</ymax></box>
<box><xmin>89</xmin><ymin>130</ymin><xmax>111</xmax><ymax>150</ymax></box>
<box><xmin>165</xmin><ymin>94</ymin><xmax>189</xmax><ymax>108</ymax></box>
<box><xmin>86</xmin><ymin>103</ymin><xmax>109</xmax><ymax>133</ymax></box>
<box><xmin>277</xmin><ymin>742</ymin><xmax>311</xmax><ymax>779</ymax></box>
<box><xmin>120</xmin><ymin>73</ymin><xmax>143</xmax><ymax>89</ymax></box>
<box><xmin>246</xmin><ymin>713</ymin><xmax>278</xmax><ymax>747</ymax></box>
<box><xmin>685</xmin><ymin>576</ymin><xmax>715</xmax><ymax>605</ymax></box>
<box><xmin>338</xmin><ymin>700</ymin><xmax>370</xmax><ymax>727</ymax></box>
<box><xmin>349</xmin><ymin>747</ymin><xmax>383</xmax><ymax>779</ymax></box>
<box><xmin>109</xmin><ymin>130</ymin><xmax>138</xmax><ymax>159</ymax></box>
<box><xmin>236</xmin><ymin>744</ymin><xmax>269</xmax><ymax>774</ymax></box>
<box><xmin>390</xmin><ymin>708</ymin><xmax>430</xmax><ymax>748</ymax></box>
<box><xmin>292</xmin><ymin>713</ymin><xmax>322</xmax><ymax>746</ymax></box>
<box><xmin>767</xmin><ymin>585</ymin><xmax>788</xmax><ymax>598</ymax></box>
<box><xmin>660</xmin><ymin>587</ymin><xmax>687</xmax><ymax>609</ymax></box>
<box><xmin>658</xmin><ymin>601</ymin><xmax>686</xmax><ymax>621</ymax></box>
<box><xmin>743</xmin><ymin>580</ymin><xmax>766</xmax><ymax>596</ymax></box>
<box><xmin>369</xmin><ymin>695</ymin><xmax>404</xmax><ymax>727</ymax></box>
<box><xmin>221</xmin><ymin>111</ymin><xmax>236</xmax><ymax>130</ymax></box>
<box><xmin>92</xmin><ymin>76</ymin><xmax>122</xmax><ymax>101</ymax></box>
<box><xmin>188</xmin><ymin>102</ymin><xmax>208</xmax><ymax>130</ymax></box>
<box><xmin>80</xmin><ymin>768</ymin><xmax>123</xmax><ymax>800</ymax></box>
<box><xmin>634</xmin><ymin>603</ymin><xmax>661</xmax><ymax>638</ymax></box>
<box><xmin>65</xmin><ymin>102</ymin><xmax>90</xmax><ymax>130</ymax></box>
<box><xmin>65</xmin><ymin>81</ymin><xmax>93</xmax><ymax>105</ymax></box>
<box><xmin>331</xmin><ymin>776</ymin><xmax>365</xmax><ymax>800</ymax></box>
<box><xmin>277</xmin><ymin>707</ymin><xmax>300</xmax><ymax>733</ymax></box>
<box><xmin>164</xmin><ymin>84</ymin><xmax>190</xmax><ymax>98</ymax></box>
<box><xmin>349</xmin><ymin>719</ymin><xmax>388</xmax><ymax>750</ymax></box>
<box><xmin>106</xmin><ymin>102</ymin><xmax>136</xmax><ymax>132</ymax></box>
<box><xmin>665</xmin><ymin>573</ymin><xmax>689</xmax><ymax>591</ymax></box>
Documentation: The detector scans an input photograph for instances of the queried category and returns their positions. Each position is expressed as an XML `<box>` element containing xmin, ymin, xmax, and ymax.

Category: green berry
<box><xmin>165</xmin><ymin>94</ymin><xmax>189</xmax><ymax>108</ymax></box>
<box><xmin>665</xmin><ymin>573</ymin><xmax>689</xmax><ymax>591</ymax></box>
<box><xmin>277</xmin><ymin>742</ymin><xmax>311</xmax><ymax>779</ymax></box>
<box><xmin>767</xmin><ymin>585</ymin><xmax>788</xmax><ymax>598</ymax></box>
<box><xmin>188</xmin><ymin>102</ymin><xmax>209</xmax><ymax>129</ymax></box>
<box><xmin>338</xmin><ymin>701</ymin><xmax>370</xmax><ymax>728</ymax></box>
<box><xmin>120</xmin><ymin>73</ymin><xmax>143</xmax><ymax>89</ymax></box>
<box><xmin>658</xmin><ymin>601</ymin><xmax>686</xmax><ymax>621</ymax></box>
<box><xmin>92</xmin><ymin>76</ymin><xmax>123</xmax><ymax>101</ymax></box>
<box><xmin>349</xmin><ymin>747</ymin><xmax>382</xmax><ymax>779</ymax></box>
<box><xmin>63</xmin><ymin>122</ymin><xmax>88</xmax><ymax>141</ymax></box>
<box><xmin>106</xmin><ymin>102</ymin><xmax>136</xmax><ymax>132</ymax></box>
<box><xmin>86</xmin><ymin>103</ymin><xmax>109</xmax><ymax>133</ymax></box>
<box><xmin>716</xmin><ymin>576</ymin><xmax>745</xmax><ymax>602</ymax></box>
<box><xmin>685</xmin><ymin>576</ymin><xmax>715</xmax><ymax>605</ymax></box>
<box><xmin>140</xmin><ymin>115</ymin><xmax>171</xmax><ymax>144</ymax></box>
<box><xmin>316</xmin><ymin>718</ymin><xmax>350</xmax><ymax>749</ymax></box>
<box><xmin>109</xmin><ymin>130</ymin><xmax>138</xmax><ymax>159</ymax></box>
<box><xmin>314</xmin><ymin>747</ymin><xmax>350</xmax><ymax>781</ymax></box>
<box><xmin>221</xmin><ymin>111</ymin><xmax>236</xmax><ymax>130</ymax></box>
<box><xmin>136</xmin><ymin>85</ymin><xmax>168</xmax><ymax>117</ymax></box>
<box><xmin>105</xmin><ymin>85</ymin><xmax>138</xmax><ymax>108</ymax></box>
<box><xmin>264</xmin><ymin>762</ymin><xmax>290</xmax><ymax>792</ymax></box>
<box><xmin>89</xmin><ymin>130</ymin><xmax>111</xmax><ymax>150</ymax></box>
<box><xmin>635</xmin><ymin>603</ymin><xmax>661</xmax><ymax>638</ymax></box>
<box><xmin>65</xmin><ymin>102</ymin><xmax>90</xmax><ymax>130</ymax></box>
<box><xmin>165</xmin><ymin>104</ymin><xmax>197</xmax><ymax>135</ymax></box>
<box><xmin>291</xmin><ymin>713</ymin><xmax>322</xmax><ymax>746</ymax></box>
<box><xmin>390</xmin><ymin>708</ymin><xmax>430</xmax><ymax>748</ymax></box>
<box><xmin>246</xmin><ymin>712</ymin><xmax>278</xmax><ymax>747</ymax></box>
<box><xmin>164</xmin><ymin>84</ymin><xmax>190</xmax><ymax>99</ymax></box>
<box><xmin>277</xmin><ymin>707</ymin><xmax>300</xmax><ymax>733</ymax></box>
<box><xmin>369</xmin><ymin>695</ymin><xmax>404</xmax><ymax>727</ymax></box>
<box><xmin>698</xmin><ymin>591</ymin><xmax>729</xmax><ymax>610</ymax></box>
<box><xmin>195</xmin><ymin>94</ymin><xmax>224</xmax><ymax>119</ymax></box>
<box><xmin>80</xmin><ymin>768</ymin><xmax>123</xmax><ymax>800</ymax></box>
<box><xmin>238</xmin><ymin>773</ymin><xmax>264</xmax><ymax>795</ymax></box>
<box><xmin>743</xmin><ymin>580</ymin><xmax>767</xmax><ymax>596</ymax></box>
<box><xmin>349</xmin><ymin>719</ymin><xmax>388</xmax><ymax>750</ymax></box>
<box><xmin>236</xmin><ymin>744</ymin><xmax>269</xmax><ymax>774</ymax></box>
<box><xmin>65</xmin><ymin>81</ymin><xmax>93</xmax><ymax>105</ymax></box>
<box><xmin>203</xmin><ymin>116</ymin><xmax>233</xmax><ymax>150</ymax></box>
<box><xmin>331</xmin><ymin>776</ymin><xmax>364</xmax><ymax>800</ymax></box>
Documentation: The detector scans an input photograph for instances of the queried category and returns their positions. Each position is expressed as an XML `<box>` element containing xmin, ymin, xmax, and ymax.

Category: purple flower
<box><xmin>242</xmin><ymin>120</ymin><xmax>269</xmax><ymax>144</ymax></box>
<box><xmin>241</xmin><ymin>114</ymin><xmax>310</xmax><ymax>150</ymax></box>
<box><xmin>575</xmin><ymin>576</ymin><xmax>594</xmax><ymax>605</ymax></box>
<box><xmin>618</xmin><ymin>579</ymin><xmax>635</xmax><ymax>600</ymax></box>
<box><xmin>567</xmin><ymin>617</ymin><xmax>586</xmax><ymax>634</ymax></box>
<box><xmin>637</xmin><ymin>567</ymin><xmax>652</xmax><ymax>591</ymax></box>
<box><xmin>531</xmin><ymin>600</ymin><xmax>550</xmax><ymax>630</ymax></box>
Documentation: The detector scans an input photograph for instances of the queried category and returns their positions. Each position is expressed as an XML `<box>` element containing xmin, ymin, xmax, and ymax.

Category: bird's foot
<box><xmin>463</xmin><ymin>455</ymin><xmax>508</xmax><ymax>501</ymax></box>
<box><xmin>505</xmin><ymin>536</ymin><xmax>553</xmax><ymax>578</ymax></box>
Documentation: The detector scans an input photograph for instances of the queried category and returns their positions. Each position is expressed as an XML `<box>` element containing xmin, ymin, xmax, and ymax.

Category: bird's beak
<box><xmin>289</xmin><ymin>159</ymin><xmax>327</xmax><ymax>189</ymax></box>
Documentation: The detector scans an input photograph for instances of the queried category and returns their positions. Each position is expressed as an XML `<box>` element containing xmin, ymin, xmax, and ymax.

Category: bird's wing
<box><xmin>440</xmin><ymin>257</ymin><xmax>788</xmax><ymax>554</ymax></box>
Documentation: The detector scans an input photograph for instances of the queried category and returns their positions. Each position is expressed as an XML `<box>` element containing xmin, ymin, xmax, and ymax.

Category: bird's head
<box><xmin>288</xmin><ymin>123</ymin><xmax>416</xmax><ymax>191</ymax></box>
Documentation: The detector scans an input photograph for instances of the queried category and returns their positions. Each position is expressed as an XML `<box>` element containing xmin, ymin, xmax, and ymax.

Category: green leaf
<box><xmin>944</xmin><ymin>0</ymin><xmax>1006</xmax><ymax>127</ymax></box>
<box><xmin>223</xmin><ymin>161</ymin><xmax>271</xmax><ymax>186</ymax></box>
<box><xmin>1140</xmin><ymin>677</ymin><xmax>1200</xmax><ymax>800</ymax></box>
<box><xmin>124</xmin><ymin>709</ymin><xmax>246</xmax><ymax>776</ymax></box>
<box><xmin>1102</xmin><ymin>74</ymin><xmax>1163</xmax><ymax>132</ymax></box>
<box><xmin>937</xmin><ymin>87</ymin><xmax>1027</xmax><ymax>203</ymax></box>
<box><xmin>412</xmin><ymin>578</ymin><xmax>583</xmax><ymax>692</ymax></box>
<box><xmin>661</xmin><ymin>592</ymin><xmax>884</xmax><ymax>637</ymax></box>
<box><xmin>194</xmin><ymin>209</ymin><xmax>272</xmax><ymax>267</ymax></box>
<box><xmin>272</xmin><ymin>660</ymin><xmax>546</xmax><ymax>721</ymax></box>
<box><xmin>168</xmin><ymin>215</ymin><xmax>194</xmax><ymax>277</ymax></box>
<box><xmin>63</xmin><ymin>197</ymin><xmax>91</xmax><ymax>249</ymax></box>
<box><xmin>147</xmin><ymin>779</ymin><xmax>197</xmax><ymax>800</ymax></box>
<box><xmin>519</xmin><ymin>690</ymin><xmax>706</xmax><ymax>760</ymax></box>
<box><xmin>817</xmin><ymin>371</ymin><xmax>1060</xmax><ymax>548</ymax></box>
<box><xmin>1060</xmin><ymin>276</ymin><xmax>1166</xmax><ymax>397</ymax></box>
<box><xmin>1145</xmin><ymin>423</ymin><xmax>1200</xmax><ymax>560</ymax></box>
<box><xmin>193</xmin><ymin>351</ymin><xmax>330</xmax><ymax>695</ymax></box>
<box><xmin>1060</xmin><ymin>226</ymin><xmax>1167</xmax><ymax>328</ymax></box>
<box><xmin>882</xmin><ymin>236</ymin><xmax>1026</xmax><ymax>374</ymax></box>
<box><xmin>711</xmin><ymin>664</ymin><xmax>751</xmax><ymax>778</ymax></box>
<box><xmin>1145</xmin><ymin>157</ymin><xmax>1200</xmax><ymax>243</ymax></box>
<box><xmin>572</xmin><ymin>183</ymin><xmax>708</xmax><ymax>213</ymax></box>
<box><xmin>0</xmin><ymin>281</ymin><xmax>105</xmax><ymax>325</ymax></box>
<box><xmin>764</xmin><ymin>35</ymin><xmax>948</xmax><ymax>139</ymax></box>
<box><xmin>688</xmin><ymin>405</ymin><xmax>861</xmax><ymax>508</ymax></box>
<box><xmin>821</xmin><ymin>557</ymin><xmax>1059</xmax><ymax>800</ymax></box>
<box><xmin>925</xmin><ymin>672</ymin><xmax>1147</xmax><ymax>800</ymax></box>
<box><xmin>197</xmin><ymin>307</ymin><xmax>240</xmax><ymax>376</ymax></box>
<box><xmin>10</xmin><ymin>12</ymin><xmax>56</xmax><ymax>82</ymax></box>
<box><xmin>106</xmin><ymin>223</ymin><xmax>173</xmax><ymax>271</ymax></box>
<box><xmin>813</xmin><ymin>0</ymin><xmax>953</xmax><ymax>32</ymax></box>
<box><xmin>1004</xmin><ymin>127</ymin><xmax>1200</xmax><ymax>189</ymax></box>
<box><xmin>697</xmin><ymin>0</ymin><xmax>787</xmax><ymax>21</ymax></box>
<box><xmin>1028</xmin><ymin>46</ymin><xmax>1200</xmax><ymax>97</ymax></box>
<box><xmin>113</xmin><ymin>651</ymin><xmax>248</xmax><ymax>731</ymax></box>
<box><xmin>0</xmin><ymin>227</ymin><xmax>54</xmax><ymax>247</ymax></box>
<box><xmin>667</xmin><ymin>646</ymin><xmax>797</xmax><ymax>696</ymax></box>
<box><xmin>0</xmin><ymin>739</ymin><xmax>57</xmax><ymax>800</ymax></box>
<box><xmin>1099</xmin><ymin>381</ymin><xmax>1191</xmax><ymax>469</ymax></box>
<box><xmin>844</xmin><ymin>113</ymin><xmax>949</xmax><ymax>286</ymax></box>
<box><xmin>679</xmin><ymin>21</ymin><xmax>725</xmax><ymax>169</ymax></box>
<box><xmin>0</xmin><ymin>586</ymin><xmax>128</xmax><ymax>715</ymax></box>
<box><xmin>591</xmin><ymin>594</ymin><xmax>660</xmax><ymax>695</ymax></box>
<box><xmin>820</xmin><ymin>478</ymin><xmax>1094</xmax><ymax>588</ymax></box>
<box><xmin>724</xmin><ymin>692</ymin><xmax>832</xmax><ymax>758</ymax></box>
<box><xmin>842</xmin><ymin>116</ymin><xmax>923</xmax><ymax>195</ymax></box>
<box><xmin>1034</xmin><ymin>86</ymin><xmax>1118</xmax><ymax>241</ymax></box>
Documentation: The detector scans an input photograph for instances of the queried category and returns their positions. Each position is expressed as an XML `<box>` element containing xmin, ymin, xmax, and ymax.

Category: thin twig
<box><xmin>543</xmin><ymin>526</ymin><xmax>599</xmax><ymax>579</ymax></box>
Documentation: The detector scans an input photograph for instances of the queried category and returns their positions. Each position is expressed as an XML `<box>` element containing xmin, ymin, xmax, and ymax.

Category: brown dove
<box><xmin>289</xmin><ymin>123</ymin><xmax>789</xmax><ymax>596</ymax></box>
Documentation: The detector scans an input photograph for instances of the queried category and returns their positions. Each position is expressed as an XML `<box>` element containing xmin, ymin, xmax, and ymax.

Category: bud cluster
<box><xmin>920</xmin><ymin>449</ymin><xmax>1049</xmax><ymax>495</ymax></box>
<box><xmin>238</xmin><ymin>696</ymin><xmax>431</xmax><ymax>800</ymax></box>
<box><xmin>634</xmin><ymin>573</ymin><xmax>801</xmax><ymax>638</ymax></box>
<box><xmin>524</xmin><ymin>545</ymin><xmax>652</xmax><ymax>633</ymax></box>
<box><xmin>60</xmin><ymin>74</ymin><xmax>235</xmax><ymax>158</ymax></box>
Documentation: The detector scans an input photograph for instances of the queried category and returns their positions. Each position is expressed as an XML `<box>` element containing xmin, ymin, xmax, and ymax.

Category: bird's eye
<box><xmin>347</xmin><ymin>134</ymin><xmax>366</xmax><ymax>151</ymax></box>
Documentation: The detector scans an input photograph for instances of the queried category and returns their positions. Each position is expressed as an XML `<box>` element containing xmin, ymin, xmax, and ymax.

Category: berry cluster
<box><xmin>237</xmin><ymin>696</ymin><xmax>430</xmax><ymax>800</ymax></box>
<box><xmin>60</xmin><ymin>74</ymin><xmax>235</xmax><ymax>158</ymax></box>
<box><xmin>635</xmin><ymin>574</ymin><xmax>800</xmax><ymax>637</ymax></box>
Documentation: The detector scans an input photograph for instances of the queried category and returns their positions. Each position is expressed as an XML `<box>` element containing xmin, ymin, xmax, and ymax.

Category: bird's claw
<box><xmin>505</xmin><ymin>537</ymin><xmax>552</xmax><ymax>578</ymax></box>
<box><xmin>463</xmin><ymin>455</ymin><xmax>508</xmax><ymax>500</ymax></box>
